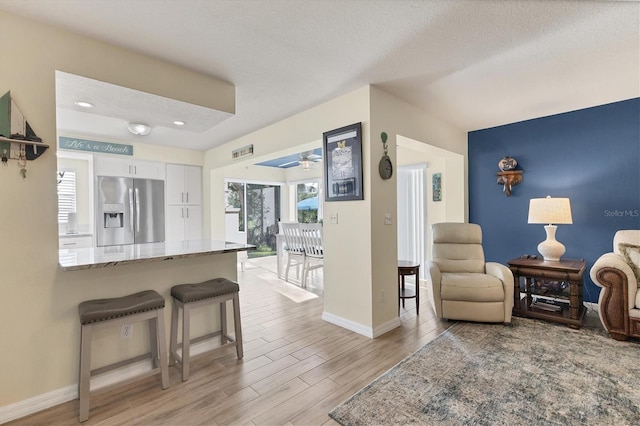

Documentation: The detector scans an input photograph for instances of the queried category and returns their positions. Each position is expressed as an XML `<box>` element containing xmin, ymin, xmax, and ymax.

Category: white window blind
<box><xmin>57</xmin><ymin>171</ymin><xmax>76</xmax><ymax>223</ymax></box>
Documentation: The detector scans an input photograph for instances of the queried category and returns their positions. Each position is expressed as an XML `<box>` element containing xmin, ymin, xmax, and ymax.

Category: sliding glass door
<box><xmin>226</xmin><ymin>181</ymin><xmax>281</xmax><ymax>257</ymax></box>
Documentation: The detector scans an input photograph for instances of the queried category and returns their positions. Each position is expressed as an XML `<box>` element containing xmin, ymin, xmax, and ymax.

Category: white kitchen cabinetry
<box><xmin>166</xmin><ymin>164</ymin><xmax>202</xmax><ymax>241</ymax></box>
<box><xmin>166</xmin><ymin>164</ymin><xmax>202</xmax><ymax>205</ymax></box>
<box><xmin>59</xmin><ymin>235</ymin><xmax>93</xmax><ymax>249</ymax></box>
<box><xmin>166</xmin><ymin>205</ymin><xmax>202</xmax><ymax>241</ymax></box>
<box><xmin>94</xmin><ymin>156</ymin><xmax>165</xmax><ymax>180</ymax></box>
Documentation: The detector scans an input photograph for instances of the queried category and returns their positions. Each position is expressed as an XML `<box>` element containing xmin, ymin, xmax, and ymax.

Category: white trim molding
<box><xmin>321</xmin><ymin>311</ymin><xmax>401</xmax><ymax>339</ymax></box>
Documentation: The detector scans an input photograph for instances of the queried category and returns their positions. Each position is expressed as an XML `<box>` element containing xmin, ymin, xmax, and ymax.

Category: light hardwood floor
<box><xmin>9</xmin><ymin>257</ymin><xmax>451</xmax><ymax>426</ymax></box>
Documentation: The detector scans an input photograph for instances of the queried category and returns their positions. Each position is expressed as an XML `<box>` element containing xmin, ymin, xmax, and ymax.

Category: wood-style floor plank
<box><xmin>6</xmin><ymin>257</ymin><xmax>451</xmax><ymax>426</ymax></box>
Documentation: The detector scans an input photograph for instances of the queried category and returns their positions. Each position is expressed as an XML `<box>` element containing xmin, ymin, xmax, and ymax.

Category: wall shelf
<box><xmin>497</xmin><ymin>170</ymin><xmax>523</xmax><ymax>197</ymax></box>
<box><xmin>0</xmin><ymin>136</ymin><xmax>49</xmax><ymax>161</ymax></box>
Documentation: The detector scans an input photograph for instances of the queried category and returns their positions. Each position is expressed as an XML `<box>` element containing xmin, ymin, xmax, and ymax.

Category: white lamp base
<box><xmin>537</xmin><ymin>225</ymin><xmax>565</xmax><ymax>261</ymax></box>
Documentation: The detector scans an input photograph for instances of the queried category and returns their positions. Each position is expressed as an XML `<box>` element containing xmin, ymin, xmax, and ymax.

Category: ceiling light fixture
<box><xmin>74</xmin><ymin>101</ymin><xmax>93</xmax><ymax>108</ymax></box>
<box><xmin>126</xmin><ymin>122</ymin><xmax>152</xmax><ymax>136</ymax></box>
<box><xmin>173</xmin><ymin>120</ymin><xmax>185</xmax><ymax>126</ymax></box>
<box><xmin>300</xmin><ymin>159</ymin><xmax>312</xmax><ymax>171</ymax></box>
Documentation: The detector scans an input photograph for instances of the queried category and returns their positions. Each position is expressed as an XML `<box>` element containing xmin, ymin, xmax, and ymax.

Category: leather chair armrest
<box><xmin>590</xmin><ymin>252</ymin><xmax>637</xmax><ymax>339</ymax></box>
<box><xmin>427</xmin><ymin>261</ymin><xmax>443</xmax><ymax>318</ymax></box>
<box><xmin>590</xmin><ymin>253</ymin><xmax>636</xmax><ymax>311</ymax></box>
<box><xmin>486</xmin><ymin>262</ymin><xmax>514</xmax><ymax>323</ymax></box>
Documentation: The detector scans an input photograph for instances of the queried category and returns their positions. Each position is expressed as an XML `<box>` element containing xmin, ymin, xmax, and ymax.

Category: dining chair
<box><xmin>299</xmin><ymin>223</ymin><xmax>323</xmax><ymax>287</ymax></box>
<box><xmin>280</xmin><ymin>222</ymin><xmax>306</xmax><ymax>284</ymax></box>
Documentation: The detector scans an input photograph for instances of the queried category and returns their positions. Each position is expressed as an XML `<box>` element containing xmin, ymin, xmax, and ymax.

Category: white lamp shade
<box><xmin>528</xmin><ymin>196</ymin><xmax>573</xmax><ymax>261</ymax></box>
<box><xmin>528</xmin><ymin>196</ymin><xmax>572</xmax><ymax>225</ymax></box>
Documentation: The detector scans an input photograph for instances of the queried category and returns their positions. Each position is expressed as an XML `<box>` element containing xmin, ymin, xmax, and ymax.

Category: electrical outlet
<box><xmin>330</xmin><ymin>213</ymin><xmax>338</xmax><ymax>224</ymax></box>
<box><xmin>380</xmin><ymin>290</ymin><xmax>385</xmax><ymax>303</ymax></box>
<box><xmin>121</xmin><ymin>324</ymin><xmax>132</xmax><ymax>339</ymax></box>
<box><xmin>384</xmin><ymin>213</ymin><xmax>392</xmax><ymax>225</ymax></box>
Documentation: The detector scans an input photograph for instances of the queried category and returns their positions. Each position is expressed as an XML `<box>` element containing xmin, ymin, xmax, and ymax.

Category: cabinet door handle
<box><xmin>134</xmin><ymin>165</ymin><xmax>137</xmax><ymax>175</ymax></box>
<box><xmin>186</xmin><ymin>192</ymin><xmax>189</xmax><ymax>203</ymax></box>
<box><xmin>62</xmin><ymin>242</ymin><xmax>77</xmax><ymax>246</ymax></box>
<box><xmin>181</xmin><ymin>192</ymin><xmax>184</xmax><ymax>203</ymax></box>
<box><xmin>181</xmin><ymin>207</ymin><xmax>184</xmax><ymax>218</ymax></box>
<box><xmin>186</xmin><ymin>207</ymin><xmax>189</xmax><ymax>218</ymax></box>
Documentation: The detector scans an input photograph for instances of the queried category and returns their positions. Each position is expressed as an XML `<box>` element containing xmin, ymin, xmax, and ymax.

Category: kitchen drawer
<box><xmin>59</xmin><ymin>235</ymin><xmax>93</xmax><ymax>249</ymax></box>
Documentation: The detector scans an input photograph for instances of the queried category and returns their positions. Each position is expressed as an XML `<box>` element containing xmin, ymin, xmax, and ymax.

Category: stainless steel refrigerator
<box><xmin>96</xmin><ymin>176</ymin><xmax>165</xmax><ymax>247</ymax></box>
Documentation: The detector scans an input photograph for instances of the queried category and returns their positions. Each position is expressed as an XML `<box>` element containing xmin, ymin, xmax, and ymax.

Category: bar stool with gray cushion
<box><xmin>170</xmin><ymin>278</ymin><xmax>243</xmax><ymax>381</ymax></box>
<box><xmin>78</xmin><ymin>290</ymin><xmax>169</xmax><ymax>422</ymax></box>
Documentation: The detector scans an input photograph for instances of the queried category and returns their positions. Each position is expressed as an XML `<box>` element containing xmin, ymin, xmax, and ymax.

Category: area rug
<box><xmin>329</xmin><ymin>318</ymin><xmax>640</xmax><ymax>425</ymax></box>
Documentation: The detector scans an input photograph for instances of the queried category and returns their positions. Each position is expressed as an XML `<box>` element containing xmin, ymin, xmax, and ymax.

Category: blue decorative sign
<box><xmin>58</xmin><ymin>137</ymin><xmax>133</xmax><ymax>156</ymax></box>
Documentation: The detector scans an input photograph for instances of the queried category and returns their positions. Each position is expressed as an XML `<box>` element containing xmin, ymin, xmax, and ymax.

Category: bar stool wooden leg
<box><xmin>78</xmin><ymin>323</ymin><xmax>92</xmax><ymax>423</ymax></box>
<box><xmin>169</xmin><ymin>299</ymin><xmax>179</xmax><ymax>367</ymax></box>
<box><xmin>220</xmin><ymin>300</ymin><xmax>227</xmax><ymax>345</ymax></box>
<box><xmin>233</xmin><ymin>294</ymin><xmax>244</xmax><ymax>359</ymax></box>
<box><xmin>155</xmin><ymin>309</ymin><xmax>170</xmax><ymax>389</ymax></box>
<box><xmin>181</xmin><ymin>302</ymin><xmax>191</xmax><ymax>381</ymax></box>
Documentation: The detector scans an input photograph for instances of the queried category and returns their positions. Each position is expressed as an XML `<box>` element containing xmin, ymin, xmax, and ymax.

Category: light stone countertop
<box><xmin>59</xmin><ymin>239</ymin><xmax>254</xmax><ymax>271</ymax></box>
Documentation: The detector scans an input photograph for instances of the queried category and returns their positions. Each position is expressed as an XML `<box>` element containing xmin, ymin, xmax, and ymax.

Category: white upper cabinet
<box><xmin>166</xmin><ymin>164</ymin><xmax>202</xmax><ymax>205</ymax></box>
<box><xmin>94</xmin><ymin>156</ymin><xmax>165</xmax><ymax>180</ymax></box>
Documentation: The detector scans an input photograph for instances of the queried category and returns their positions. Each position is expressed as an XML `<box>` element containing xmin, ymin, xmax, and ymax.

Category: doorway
<box><xmin>225</xmin><ymin>181</ymin><xmax>281</xmax><ymax>257</ymax></box>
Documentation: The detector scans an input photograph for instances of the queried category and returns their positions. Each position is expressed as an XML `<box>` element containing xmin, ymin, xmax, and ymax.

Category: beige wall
<box><xmin>368</xmin><ymin>87</ymin><xmax>466</xmax><ymax>330</ymax></box>
<box><xmin>0</xmin><ymin>10</ymin><xmax>235</xmax><ymax>411</ymax></box>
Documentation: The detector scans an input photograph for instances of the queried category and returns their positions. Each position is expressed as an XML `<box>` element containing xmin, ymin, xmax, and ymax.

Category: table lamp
<box><xmin>527</xmin><ymin>196</ymin><xmax>573</xmax><ymax>261</ymax></box>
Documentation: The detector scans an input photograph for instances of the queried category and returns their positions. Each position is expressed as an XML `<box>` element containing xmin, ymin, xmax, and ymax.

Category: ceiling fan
<box><xmin>279</xmin><ymin>151</ymin><xmax>322</xmax><ymax>170</ymax></box>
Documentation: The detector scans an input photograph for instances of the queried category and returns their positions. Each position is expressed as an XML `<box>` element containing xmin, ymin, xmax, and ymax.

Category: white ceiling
<box><xmin>1</xmin><ymin>0</ymin><xmax>638</xmax><ymax>152</ymax></box>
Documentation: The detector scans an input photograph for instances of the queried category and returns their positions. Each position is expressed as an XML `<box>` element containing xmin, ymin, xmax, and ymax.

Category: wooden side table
<box><xmin>398</xmin><ymin>260</ymin><xmax>420</xmax><ymax>315</ymax></box>
<box><xmin>508</xmin><ymin>257</ymin><xmax>587</xmax><ymax>329</ymax></box>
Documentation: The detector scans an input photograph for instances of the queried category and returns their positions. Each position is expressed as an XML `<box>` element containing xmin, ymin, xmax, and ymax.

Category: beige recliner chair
<box><xmin>427</xmin><ymin>223</ymin><xmax>514</xmax><ymax>323</ymax></box>
<box><xmin>590</xmin><ymin>230</ymin><xmax>640</xmax><ymax>341</ymax></box>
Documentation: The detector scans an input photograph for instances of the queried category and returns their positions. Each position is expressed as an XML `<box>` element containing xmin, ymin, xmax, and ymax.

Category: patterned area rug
<box><xmin>330</xmin><ymin>318</ymin><xmax>640</xmax><ymax>425</ymax></box>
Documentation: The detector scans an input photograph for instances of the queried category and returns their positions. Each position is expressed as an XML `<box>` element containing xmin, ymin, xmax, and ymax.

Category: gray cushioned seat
<box><xmin>78</xmin><ymin>290</ymin><xmax>165</xmax><ymax>324</ymax></box>
<box><xmin>171</xmin><ymin>278</ymin><xmax>240</xmax><ymax>304</ymax></box>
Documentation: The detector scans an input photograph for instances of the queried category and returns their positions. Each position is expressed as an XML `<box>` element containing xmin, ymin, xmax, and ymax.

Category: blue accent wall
<box><xmin>469</xmin><ymin>98</ymin><xmax>640</xmax><ymax>303</ymax></box>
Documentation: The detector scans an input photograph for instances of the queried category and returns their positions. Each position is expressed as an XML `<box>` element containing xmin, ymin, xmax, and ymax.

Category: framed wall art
<box><xmin>432</xmin><ymin>173</ymin><xmax>442</xmax><ymax>202</ymax></box>
<box><xmin>323</xmin><ymin>122</ymin><xmax>364</xmax><ymax>201</ymax></box>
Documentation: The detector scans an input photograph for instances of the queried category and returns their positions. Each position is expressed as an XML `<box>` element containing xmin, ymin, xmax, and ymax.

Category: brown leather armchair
<box><xmin>590</xmin><ymin>230</ymin><xmax>640</xmax><ymax>341</ymax></box>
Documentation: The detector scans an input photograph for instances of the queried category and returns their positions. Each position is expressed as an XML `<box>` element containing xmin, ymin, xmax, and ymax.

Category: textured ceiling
<box><xmin>1</xmin><ymin>0</ymin><xmax>638</xmax><ymax>151</ymax></box>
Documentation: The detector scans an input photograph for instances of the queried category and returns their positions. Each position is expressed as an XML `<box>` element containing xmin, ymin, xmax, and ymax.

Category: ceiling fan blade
<box><xmin>278</xmin><ymin>160</ymin><xmax>299</xmax><ymax>167</ymax></box>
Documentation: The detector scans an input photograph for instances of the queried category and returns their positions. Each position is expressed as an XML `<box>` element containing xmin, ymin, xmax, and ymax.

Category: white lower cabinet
<box><xmin>166</xmin><ymin>205</ymin><xmax>202</xmax><ymax>241</ymax></box>
<box><xmin>59</xmin><ymin>235</ymin><xmax>93</xmax><ymax>249</ymax></box>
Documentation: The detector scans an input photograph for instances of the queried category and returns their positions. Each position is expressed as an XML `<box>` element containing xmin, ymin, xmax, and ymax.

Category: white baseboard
<box><xmin>372</xmin><ymin>316</ymin><xmax>403</xmax><ymax>338</ymax></box>
<box><xmin>0</xmin><ymin>383</ymin><xmax>77</xmax><ymax>424</ymax></box>
<box><xmin>0</xmin><ymin>338</ymin><xmax>227</xmax><ymax>424</ymax></box>
<box><xmin>321</xmin><ymin>311</ymin><xmax>401</xmax><ymax>339</ymax></box>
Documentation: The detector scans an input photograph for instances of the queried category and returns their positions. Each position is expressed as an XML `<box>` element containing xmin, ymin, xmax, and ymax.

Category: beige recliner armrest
<box><xmin>427</xmin><ymin>261</ymin><xmax>442</xmax><ymax>318</ymax></box>
<box><xmin>486</xmin><ymin>262</ymin><xmax>514</xmax><ymax>322</ymax></box>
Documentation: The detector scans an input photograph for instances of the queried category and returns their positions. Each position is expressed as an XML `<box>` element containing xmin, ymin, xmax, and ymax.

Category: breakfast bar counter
<box><xmin>59</xmin><ymin>240</ymin><xmax>254</xmax><ymax>271</ymax></box>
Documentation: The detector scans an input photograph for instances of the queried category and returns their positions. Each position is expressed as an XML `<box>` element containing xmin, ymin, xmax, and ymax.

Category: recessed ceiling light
<box><xmin>173</xmin><ymin>120</ymin><xmax>185</xmax><ymax>126</ymax></box>
<box><xmin>74</xmin><ymin>101</ymin><xmax>93</xmax><ymax>108</ymax></box>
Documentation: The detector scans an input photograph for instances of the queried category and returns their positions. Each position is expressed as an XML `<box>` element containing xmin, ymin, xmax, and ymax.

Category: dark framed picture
<box><xmin>432</xmin><ymin>173</ymin><xmax>442</xmax><ymax>202</ymax></box>
<box><xmin>323</xmin><ymin>122</ymin><xmax>364</xmax><ymax>201</ymax></box>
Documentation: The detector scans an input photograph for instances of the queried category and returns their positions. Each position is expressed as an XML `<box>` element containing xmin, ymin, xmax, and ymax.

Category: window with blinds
<box><xmin>57</xmin><ymin>171</ymin><xmax>76</xmax><ymax>223</ymax></box>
